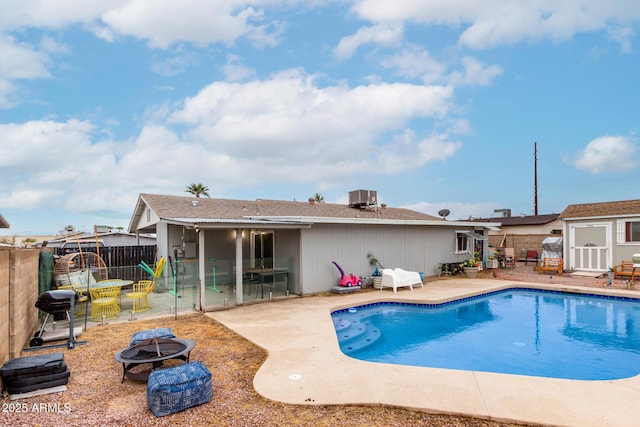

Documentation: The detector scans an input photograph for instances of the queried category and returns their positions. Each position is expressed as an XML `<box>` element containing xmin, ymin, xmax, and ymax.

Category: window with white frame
<box><xmin>617</xmin><ymin>219</ymin><xmax>640</xmax><ymax>244</ymax></box>
<box><xmin>455</xmin><ymin>232</ymin><xmax>470</xmax><ymax>254</ymax></box>
<box><xmin>626</xmin><ymin>221</ymin><xmax>640</xmax><ymax>242</ymax></box>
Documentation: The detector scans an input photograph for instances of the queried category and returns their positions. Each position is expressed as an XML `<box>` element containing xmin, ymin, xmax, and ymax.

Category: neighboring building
<box><xmin>0</xmin><ymin>214</ymin><xmax>9</xmax><ymax>229</ymax></box>
<box><xmin>559</xmin><ymin>199</ymin><xmax>640</xmax><ymax>272</ymax></box>
<box><xmin>45</xmin><ymin>231</ymin><xmax>156</xmax><ymax>250</ymax></box>
<box><xmin>475</xmin><ymin>209</ymin><xmax>562</xmax><ymax>260</ymax></box>
<box><xmin>128</xmin><ymin>192</ymin><xmax>496</xmax><ymax>308</ymax></box>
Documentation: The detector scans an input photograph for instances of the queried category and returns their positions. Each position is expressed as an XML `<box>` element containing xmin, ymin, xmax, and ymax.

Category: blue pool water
<box><xmin>331</xmin><ymin>289</ymin><xmax>640</xmax><ymax>380</ymax></box>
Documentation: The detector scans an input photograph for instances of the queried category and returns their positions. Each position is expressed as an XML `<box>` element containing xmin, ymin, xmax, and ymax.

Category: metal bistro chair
<box><xmin>125</xmin><ymin>280</ymin><xmax>154</xmax><ymax>313</ymax></box>
<box><xmin>243</xmin><ymin>272</ymin><xmax>261</xmax><ymax>297</ymax></box>
<box><xmin>90</xmin><ymin>285</ymin><xmax>122</xmax><ymax>321</ymax></box>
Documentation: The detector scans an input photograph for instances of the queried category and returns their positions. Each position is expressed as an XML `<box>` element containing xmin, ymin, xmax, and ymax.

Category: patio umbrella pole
<box><xmin>173</xmin><ymin>263</ymin><xmax>178</xmax><ymax>320</ymax></box>
<box><xmin>84</xmin><ymin>265</ymin><xmax>90</xmax><ymax>332</ymax></box>
<box><xmin>168</xmin><ymin>254</ymin><xmax>179</xmax><ymax>320</ymax></box>
<box><xmin>168</xmin><ymin>255</ymin><xmax>181</xmax><ymax>298</ymax></box>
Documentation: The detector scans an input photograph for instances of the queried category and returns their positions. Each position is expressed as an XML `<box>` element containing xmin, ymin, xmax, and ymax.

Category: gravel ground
<box><xmin>3</xmin><ymin>264</ymin><xmax>626</xmax><ymax>427</ymax></box>
<box><xmin>2</xmin><ymin>314</ymin><xmax>525</xmax><ymax>427</ymax></box>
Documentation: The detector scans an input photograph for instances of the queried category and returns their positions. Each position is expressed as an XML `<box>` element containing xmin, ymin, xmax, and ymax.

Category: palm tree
<box><xmin>313</xmin><ymin>192</ymin><xmax>325</xmax><ymax>203</ymax></box>
<box><xmin>185</xmin><ymin>183</ymin><xmax>211</xmax><ymax>198</ymax></box>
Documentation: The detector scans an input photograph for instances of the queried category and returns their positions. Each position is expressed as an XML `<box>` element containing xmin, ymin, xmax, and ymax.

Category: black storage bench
<box><xmin>1</xmin><ymin>352</ymin><xmax>70</xmax><ymax>394</ymax></box>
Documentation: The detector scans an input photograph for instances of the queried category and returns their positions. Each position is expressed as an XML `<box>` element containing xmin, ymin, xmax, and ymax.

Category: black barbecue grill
<box><xmin>35</xmin><ymin>290</ymin><xmax>78</xmax><ymax>313</ymax></box>
<box><xmin>30</xmin><ymin>290</ymin><xmax>79</xmax><ymax>347</ymax></box>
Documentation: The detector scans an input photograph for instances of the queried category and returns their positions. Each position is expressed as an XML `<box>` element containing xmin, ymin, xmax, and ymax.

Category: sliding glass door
<box><xmin>252</xmin><ymin>231</ymin><xmax>274</xmax><ymax>269</ymax></box>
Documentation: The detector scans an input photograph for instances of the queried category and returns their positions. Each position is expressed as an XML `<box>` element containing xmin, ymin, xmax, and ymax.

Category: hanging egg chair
<box><xmin>53</xmin><ymin>252</ymin><xmax>108</xmax><ymax>287</ymax></box>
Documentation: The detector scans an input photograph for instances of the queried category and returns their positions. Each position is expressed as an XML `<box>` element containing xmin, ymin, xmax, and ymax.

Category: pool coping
<box><xmin>207</xmin><ymin>278</ymin><xmax>640</xmax><ymax>427</ymax></box>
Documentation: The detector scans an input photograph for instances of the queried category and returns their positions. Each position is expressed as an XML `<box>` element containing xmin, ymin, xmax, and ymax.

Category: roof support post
<box><xmin>198</xmin><ymin>227</ymin><xmax>205</xmax><ymax>311</ymax></box>
<box><xmin>235</xmin><ymin>228</ymin><xmax>243</xmax><ymax>305</ymax></box>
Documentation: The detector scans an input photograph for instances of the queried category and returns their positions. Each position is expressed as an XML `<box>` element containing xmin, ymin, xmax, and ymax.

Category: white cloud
<box><xmin>351</xmin><ymin>0</ymin><xmax>640</xmax><ymax>50</ymax></box>
<box><xmin>0</xmin><ymin>118</ymin><xmax>159</xmax><ymax>214</ymax></box>
<box><xmin>0</xmin><ymin>69</ymin><xmax>459</xmax><ymax>213</ymax></box>
<box><xmin>0</xmin><ymin>0</ymin><xmax>119</xmax><ymax>30</ymax></box>
<box><xmin>169</xmin><ymin>70</ymin><xmax>453</xmax><ymax>164</ymax></box>
<box><xmin>0</xmin><ymin>34</ymin><xmax>70</xmax><ymax>107</ymax></box>
<box><xmin>151</xmin><ymin>49</ymin><xmax>200</xmax><ymax>77</ymax></box>
<box><xmin>0</xmin><ymin>79</ymin><xmax>18</xmax><ymax>108</ymax></box>
<box><xmin>0</xmin><ymin>119</ymin><xmax>105</xmax><ymax>209</ymax></box>
<box><xmin>6</xmin><ymin>1</ymin><xmax>638</xmax><ymax>53</ymax></box>
<box><xmin>0</xmin><ymin>119</ymin><xmax>95</xmax><ymax>171</ymax></box>
<box><xmin>102</xmin><ymin>1</ymin><xmax>261</xmax><ymax>49</ymax></box>
<box><xmin>334</xmin><ymin>23</ymin><xmax>403</xmax><ymax>60</ymax></box>
<box><xmin>380</xmin><ymin>45</ymin><xmax>447</xmax><ymax>84</ymax></box>
<box><xmin>377</xmin><ymin>129</ymin><xmax>461</xmax><ymax>174</ymax></box>
<box><xmin>39</xmin><ymin>36</ymin><xmax>69</xmax><ymax>55</ymax></box>
<box><xmin>380</xmin><ymin>46</ymin><xmax>502</xmax><ymax>88</ymax></box>
<box><xmin>571</xmin><ymin>135</ymin><xmax>637</xmax><ymax>174</ymax></box>
<box><xmin>449</xmin><ymin>118</ymin><xmax>473</xmax><ymax>136</ymax></box>
<box><xmin>163</xmin><ymin>70</ymin><xmax>456</xmax><ymax>185</ymax></box>
<box><xmin>608</xmin><ymin>26</ymin><xmax>635</xmax><ymax>53</ymax></box>
<box><xmin>220</xmin><ymin>54</ymin><xmax>256</xmax><ymax>82</ymax></box>
<box><xmin>0</xmin><ymin>34</ymin><xmax>51</xmax><ymax>80</ymax></box>
<box><xmin>452</xmin><ymin>56</ymin><xmax>503</xmax><ymax>86</ymax></box>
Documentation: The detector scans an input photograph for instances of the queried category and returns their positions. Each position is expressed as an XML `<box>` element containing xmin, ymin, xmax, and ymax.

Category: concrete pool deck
<box><xmin>207</xmin><ymin>278</ymin><xmax>640</xmax><ymax>427</ymax></box>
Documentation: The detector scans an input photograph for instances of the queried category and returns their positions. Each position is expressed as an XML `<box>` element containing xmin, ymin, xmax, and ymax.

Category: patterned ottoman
<box><xmin>147</xmin><ymin>361</ymin><xmax>212</xmax><ymax>417</ymax></box>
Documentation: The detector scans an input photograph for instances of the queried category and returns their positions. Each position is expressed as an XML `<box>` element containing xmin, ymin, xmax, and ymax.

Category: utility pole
<box><xmin>534</xmin><ymin>142</ymin><xmax>538</xmax><ymax>216</ymax></box>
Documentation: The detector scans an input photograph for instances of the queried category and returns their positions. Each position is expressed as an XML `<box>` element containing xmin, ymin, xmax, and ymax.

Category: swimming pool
<box><xmin>331</xmin><ymin>288</ymin><xmax>640</xmax><ymax>380</ymax></box>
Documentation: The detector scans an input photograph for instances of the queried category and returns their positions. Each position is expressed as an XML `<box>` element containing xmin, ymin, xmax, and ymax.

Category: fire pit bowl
<box><xmin>114</xmin><ymin>337</ymin><xmax>195</xmax><ymax>382</ymax></box>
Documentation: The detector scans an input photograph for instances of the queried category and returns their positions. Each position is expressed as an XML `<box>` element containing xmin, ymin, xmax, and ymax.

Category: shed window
<box><xmin>625</xmin><ymin>221</ymin><xmax>640</xmax><ymax>242</ymax></box>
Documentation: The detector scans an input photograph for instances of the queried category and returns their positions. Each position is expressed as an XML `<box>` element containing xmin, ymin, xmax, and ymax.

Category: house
<box><xmin>477</xmin><ymin>209</ymin><xmax>562</xmax><ymax>260</ymax></box>
<box><xmin>127</xmin><ymin>192</ymin><xmax>496</xmax><ymax>308</ymax></box>
<box><xmin>559</xmin><ymin>199</ymin><xmax>640</xmax><ymax>272</ymax></box>
<box><xmin>0</xmin><ymin>214</ymin><xmax>9</xmax><ymax>229</ymax></box>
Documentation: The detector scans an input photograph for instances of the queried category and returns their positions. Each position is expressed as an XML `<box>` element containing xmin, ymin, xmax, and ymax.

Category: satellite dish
<box><xmin>438</xmin><ymin>209</ymin><xmax>450</xmax><ymax>219</ymax></box>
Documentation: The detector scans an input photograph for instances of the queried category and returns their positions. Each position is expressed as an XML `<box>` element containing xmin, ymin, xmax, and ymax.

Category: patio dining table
<box><xmin>71</xmin><ymin>280</ymin><xmax>133</xmax><ymax>321</ymax></box>
<box><xmin>71</xmin><ymin>279</ymin><xmax>133</xmax><ymax>293</ymax></box>
<box><xmin>245</xmin><ymin>268</ymin><xmax>289</xmax><ymax>298</ymax></box>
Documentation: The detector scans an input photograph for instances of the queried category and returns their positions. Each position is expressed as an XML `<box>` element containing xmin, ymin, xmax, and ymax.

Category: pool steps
<box><xmin>332</xmin><ymin>316</ymin><xmax>380</xmax><ymax>353</ymax></box>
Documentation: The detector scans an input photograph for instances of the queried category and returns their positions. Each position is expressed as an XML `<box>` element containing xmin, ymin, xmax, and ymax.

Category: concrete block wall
<box><xmin>11</xmin><ymin>249</ymin><xmax>40</xmax><ymax>359</ymax></box>
<box><xmin>0</xmin><ymin>248</ymin><xmax>40</xmax><ymax>367</ymax></box>
<box><xmin>489</xmin><ymin>234</ymin><xmax>558</xmax><ymax>261</ymax></box>
<box><xmin>0</xmin><ymin>249</ymin><xmax>9</xmax><ymax>368</ymax></box>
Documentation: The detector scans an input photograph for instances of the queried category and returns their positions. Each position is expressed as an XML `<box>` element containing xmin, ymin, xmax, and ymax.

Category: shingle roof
<box><xmin>139</xmin><ymin>193</ymin><xmax>439</xmax><ymax>222</ymax></box>
<box><xmin>477</xmin><ymin>213</ymin><xmax>560</xmax><ymax>226</ymax></box>
<box><xmin>560</xmin><ymin>199</ymin><xmax>640</xmax><ymax>219</ymax></box>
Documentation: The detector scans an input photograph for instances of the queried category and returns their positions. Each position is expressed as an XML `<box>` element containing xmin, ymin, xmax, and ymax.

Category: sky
<box><xmin>1</xmin><ymin>0</ymin><xmax>639</xmax><ymax>236</ymax></box>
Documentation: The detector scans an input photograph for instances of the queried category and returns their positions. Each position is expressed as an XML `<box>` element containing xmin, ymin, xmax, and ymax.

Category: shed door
<box><xmin>569</xmin><ymin>223</ymin><xmax>611</xmax><ymax>271</ymax></box>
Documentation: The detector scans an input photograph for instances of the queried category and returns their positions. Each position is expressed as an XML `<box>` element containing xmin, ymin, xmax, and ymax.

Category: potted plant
<box><xmin>367</xmin><ymin>252</ymin><xmax>384</xmax><ymax>288</ymax></box>
<box><xmin>438</xmin><ymin>263</ymin><xmax>451</xmax><ymax>277</ymax></box>
<box><xmin>486</xmin><ymin>255</ymin><xmax>498</xmax><ymax>269</ymax></box>
<box><xmin>463</xmin><ymin>258</ymin><xmax>479</xmax><ymax>278</ymax></box>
